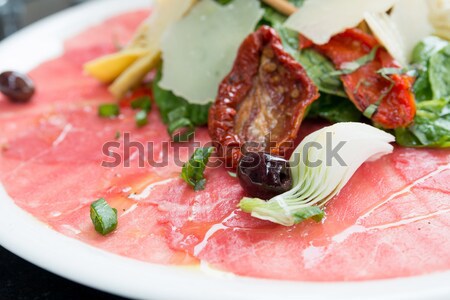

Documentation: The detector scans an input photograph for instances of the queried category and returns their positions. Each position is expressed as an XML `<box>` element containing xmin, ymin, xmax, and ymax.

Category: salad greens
<box><xmin>429</xmin><ymin>45</ymin><xmax>450</xmax><ymax>100</ymax></box>
<box><xmin>308</xmin><ymin>94</ymin><xmax>362</xmax><ymax>123</ymax></box>
<box><xmin>153</xmin><ymin>69</ymin><xmax>210</xmax><ymax>141</ymax></box>
<box><xmin>90</xmin><ymin>198</ymin><xmax>118</xmax><ymax>235</ymax></box>
<box><xmin>395</xmin><ymin>37</ymin><xmax>450</xmax><ymax>148</ymax></box>
<box><xmin>395</xmin><ymin>98</ymin><xmax>450</xmax><ymax>148</ymax></box>
<box><xmin>181</xmin><ymin>147</ymin><xmax>214</xmax><ymax>191</ymax></box>
<box><xmin>412</xmin><ymin>37</ymin><xmax>448</xmax><ymax>102</ymax></box>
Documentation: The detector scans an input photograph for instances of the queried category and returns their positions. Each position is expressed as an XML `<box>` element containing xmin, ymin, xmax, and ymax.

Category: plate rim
<box><xmin>1</xmin><ymin>1</ymin><xmax>450</xmax><ymax>299</ymax></box>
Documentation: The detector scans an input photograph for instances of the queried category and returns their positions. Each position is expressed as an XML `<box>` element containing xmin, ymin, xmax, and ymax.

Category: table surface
<box><xmin>0</xmin><ymin>246</ymin><xmax>128</xmax><ymax>300</ymax></box>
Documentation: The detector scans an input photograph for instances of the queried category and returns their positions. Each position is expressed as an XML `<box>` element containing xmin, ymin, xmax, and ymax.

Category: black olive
<box><xmin>0</xmin><ymin>71</ymin><xmax>35</xmax><ymax>103</ymax></box>
<box><xmin>237</xmin><ymin>152</ymin><xmax>293</xmax><ymax>200</ymax></box>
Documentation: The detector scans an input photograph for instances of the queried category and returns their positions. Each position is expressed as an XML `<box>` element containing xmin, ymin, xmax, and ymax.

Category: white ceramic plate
<box><xmin>1</xmin><ymin>1</ymin><xmax>450</xmax><ymax>299</ymax></box>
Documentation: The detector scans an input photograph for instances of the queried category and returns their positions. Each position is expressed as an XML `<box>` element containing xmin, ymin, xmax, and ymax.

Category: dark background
<box><xmin>0</xmin><ymin>246</ymin><xmax>128</xmax><ymax>299</ymax></box>
<box><xmin>1</xmin><ymin>1</ymin><xmax>130</xmax><ymax>299</ymax></box>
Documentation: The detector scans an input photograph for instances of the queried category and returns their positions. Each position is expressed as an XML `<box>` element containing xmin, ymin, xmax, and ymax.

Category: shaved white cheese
<box><xmin>364</xmin><ymin>12</ymin><xmax>407</xmax><ymax>66</ymax></box>
<box><xmin>284</xmin><ymin>0</ymin><xmax>398</xmax><ymax>45</ymax></box>
<box><xmin>429</xmin><ymin>0</ymin><xmax>450</xmax><ymax>40</ymax></box>
<box><xmin>365</xmin><ymin>0</ymin><xmax>434</xmax><ymax>66</ymax></box>
<box><xmin>159</xmin><ymin>0</ymin><xmax>263</xmax><ymax>104</ymax></box>
<box><xmin>239</xmin><ymin>123</ymin><xmax>395</xmax><ymax>226</ymax></box>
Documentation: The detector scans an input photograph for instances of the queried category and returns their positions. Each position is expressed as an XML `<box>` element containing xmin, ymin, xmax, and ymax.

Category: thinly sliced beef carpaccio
<box><xmin>0</xmin><ymin>11</ymin><xmax>449</xmax><ymax>281</ymax></box>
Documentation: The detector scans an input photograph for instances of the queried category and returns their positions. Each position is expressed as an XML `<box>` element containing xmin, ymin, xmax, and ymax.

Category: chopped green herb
<box><xmin>329</xmin><ymin>46</ymin><xmax>379</xmax><ymax>76</ymax></box>
<box><xmin>90</xmin><ymin>198</ymin><xmax>118</xmax><ymax>235</ymax></box>
<box><xmin>181</xmin><ymin>147</ymin><xmax>214</xmax><ymax>191</ymax></box>
<box><xmin>98</xmin><ymin>104</ymin><xmax>120</xmax><ymax>118</ymax></box>
<box><xmin>114</xmin><ymin>131</ymin><xmax>121</xmax><ymax>140</ymax></box>
<box><xmin>135</xmin><ymin>110</ymin><xmax>149</xmax><ymax>127</ymax></box>
<box><xmin>131</xmin><ymin>96</ymin><xmax>152</xmax><ymax>112</ymax></box>
<box><xmin>363</xmin><ymin>104</ymin><xmax>379</xmax><ymax>119</ymax></box>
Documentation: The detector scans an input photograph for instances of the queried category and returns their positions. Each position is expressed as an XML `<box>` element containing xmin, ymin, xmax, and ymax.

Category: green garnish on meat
<box><xmin>98</xmin><ymin>103</ymin><xmax>120</xmax><ymax>118</ymax></box>
<box><xmin>181</xmin><ymin>147</ymin><xmax>214</xmax><ymax>191</ymax></box>
<box><xmin>395</xmin><ymin>38</ymin><xmax>450</xmax><ymax>148</ymax></box>
<box><xmin>90</xmin><ymin>198</ymin><xmax>118</xmax><ymax>235</ymax></box>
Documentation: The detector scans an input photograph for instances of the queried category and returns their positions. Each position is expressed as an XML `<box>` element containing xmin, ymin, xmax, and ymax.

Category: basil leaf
<box><xmin>429</xmin><ymin>44</ymin><xmax>450</xmax><ymax>100</ymax></box>
<box><xmin>153</xmin><ymin>68</ymin><xmax>210</xmax><ymax>141</ymax></box>
<box><xmin>411</xmin><ymin>37</ymin><xmax>448</xmax><ymax>102</ymax></box>
<box><xmin>328</xmin><ymin>46</ymin><xmax>379</xmax><ymax>76</ymax></box>
<box><xmin>395</xmin><ymin>98</ymin><xmax>450</xmax><ymax>148</ymax></box>
<box><xmin>297</xmin><ymin>49</ymin><xmax>347</xmax><ymax>98</ymax></box>
<box><xmin>181</xmin><ymin>147</ymin><xmax>214</xmax><ymax>191</ymax></box>
<box><xmin>307</xmin><ymin>94</ymin><xmax>362</xmax><ymax>123</ymax></box>
<box><xmin>90</xmin><ymin>198</ymin><xmax>118</xmax><ymax>235</ymax></box>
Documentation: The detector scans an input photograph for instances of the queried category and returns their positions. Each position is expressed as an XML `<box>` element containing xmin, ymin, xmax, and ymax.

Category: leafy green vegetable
<box><xmin>411</xmin><ymin>36</ymin><xmax>448</xmax><ymax>66</ymax></box>
<box><xmin>395</xmin><ymin>98</ymin><xmax>450</xmax><ymax>148</ymax></box>
<box><xmin>181</xmin><ymin>147</ymin><xmax>214</xmax><ymax>191</ymax></box>
<box><xmin>90</xmin><ymin>198</ymin><xmax>118</xmax><ymax>235</ymax></box>
<box><xmin>411</xmin><ymin>37</ymin><xmax>448</xmax><ymax>102</ymax></box>
<box><xmin>98</xmin><ymin>104</ymin><xmax>120</xmax><ymax>118</ymax></box>
<box><xmin>297</xmin><ymin>49</ymin><xmax>348</xmax><ymax>98</ymax></box>
<box><xmin>153</xmin><ymin>68</ymin><xmax>210</xmax><ymax>141</ymax></box>
<box><xmin>429</xmin><ymin>45</ymin><xmax>450</xmax><ymax>100</ymax></box>
<box><xmin>308</xmin><ymin>94</ymin><xmax>362</xmax><ymax>123</ymax></box>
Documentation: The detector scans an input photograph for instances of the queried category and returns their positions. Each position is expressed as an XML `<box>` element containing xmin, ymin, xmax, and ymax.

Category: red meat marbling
<box><xmin>0</xmin><ymin>11</ymin><xmax>449</xmax><ymax>281</ymax></box>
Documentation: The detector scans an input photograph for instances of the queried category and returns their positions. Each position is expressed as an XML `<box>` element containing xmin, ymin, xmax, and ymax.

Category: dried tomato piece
<box><xmin>314</xmin><ymin>28</ymin><xmax>416</xmax><ymax>129</ymax></box>
<box><xmin>209</xmin><ymin>26</ymin><xmax>319</xmax><ymax>169</ymax></box>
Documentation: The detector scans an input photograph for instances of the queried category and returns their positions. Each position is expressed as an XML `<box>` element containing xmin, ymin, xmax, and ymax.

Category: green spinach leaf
<box><xmin>297</xmin><ymin>49</ymin><xmax>348</xmax><ymax>98</ymax></box>
<box><xmin>395</xmin><ymin>98</ymin><xmax>450</xmax><ymax>148</ymax></box>
<box><xmin>152</xmin><ymin>68</ymin><xmax>210</xmax><ymax>141</ymax></box>
<box><xmin>181</xmin><ymin>147</ymin><xmax>214</xmax><ymax>191</ymax></box>
<box><xmin>308</xmin><ymin>94</ymin><xmax>362</xmax><ymax>123</ymax></box>
<box><xmin>411</xmin><ymin>37</ymin><xmax>448</xmax><ymax>102</ymax></box>
<box><xmin>429</xmin><ymin>44</ymin><xmax>450</xmax><ymax>100</ymax></box>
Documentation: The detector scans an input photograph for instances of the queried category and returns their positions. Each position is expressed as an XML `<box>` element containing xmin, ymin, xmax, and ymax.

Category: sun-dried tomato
<box><xmin>313</xmin><ymin>28</ymin><xmax>416</xmax><ymax>129</ymax></box>
<box><xmin>208</xmin><ymin>26</ymin><xmax>319</xmax><ymax>169</ymax></box>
